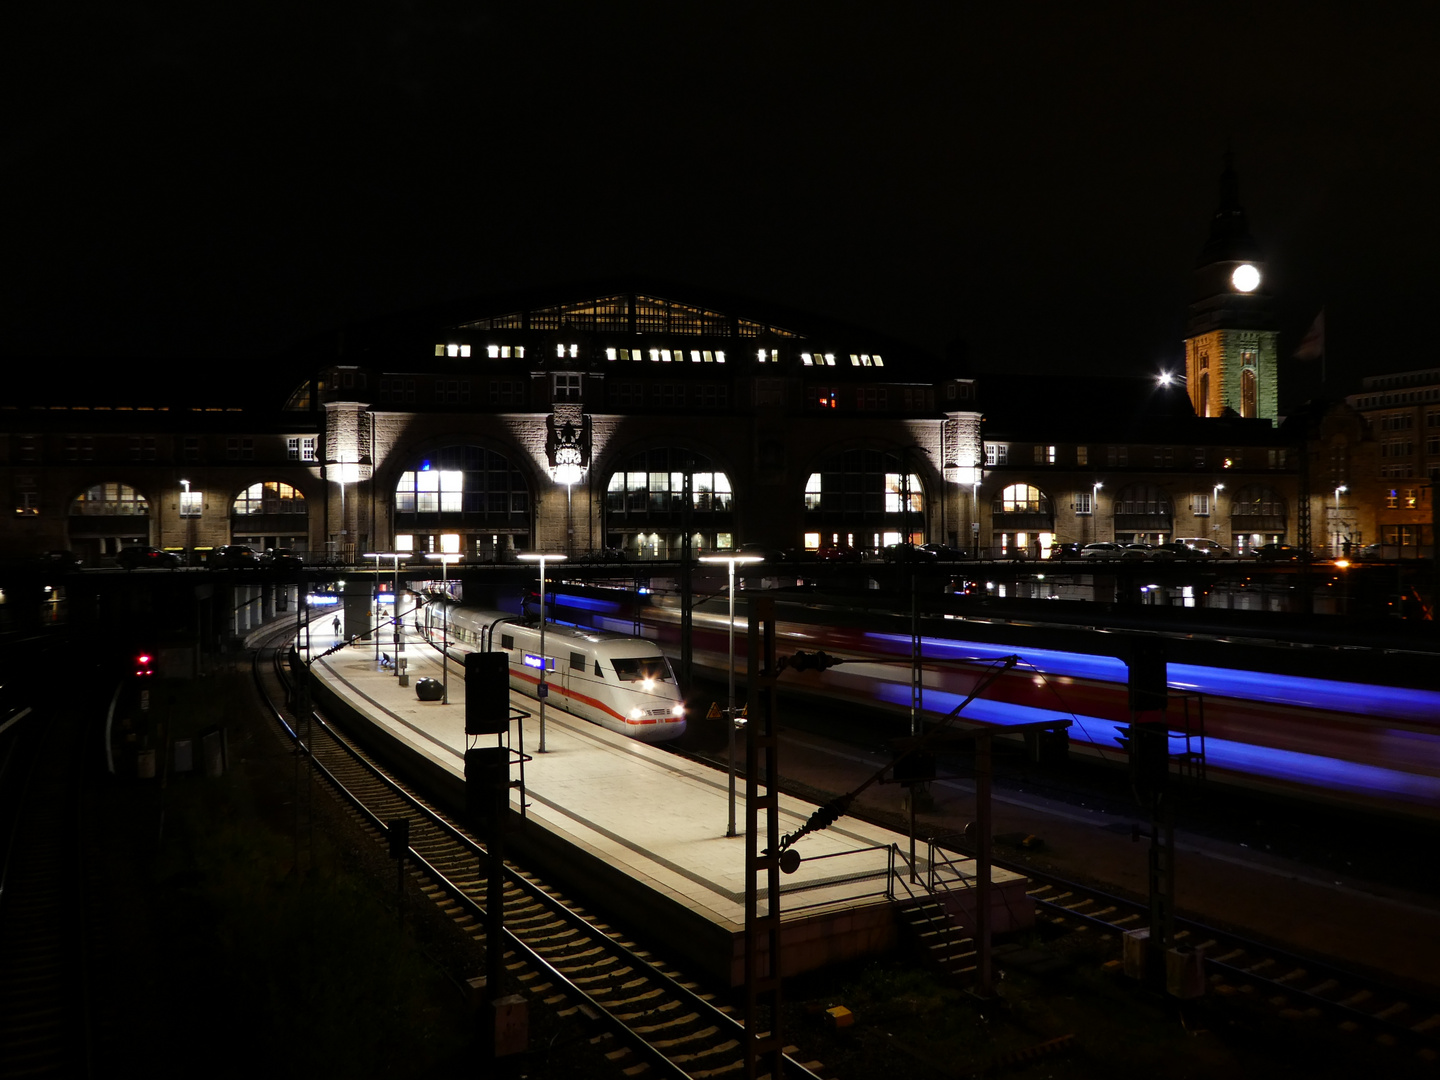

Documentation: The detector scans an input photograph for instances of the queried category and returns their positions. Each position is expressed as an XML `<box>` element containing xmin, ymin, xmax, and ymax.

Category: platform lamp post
<box><xmin>700</xmin><ymin>554</ymin><xmax>762</xmax><ymax>837</ymax></box>
<box><xmin>425</xmin><ymin>553</ymin><xmax>459</xmax><ymax>703</ymax></box>
<box><xmin>364</xmin><ymin>552</ymin><xmax>405</xmax><ymax>675</ymax></box>
<box><xmin>518</xmin><ymin>553</ymin><xmax>566</xmax><ymax>752</ymax></box>
<box><xmin>367</xmin><ymin>551</ymin><xmax>383</xmax><ymax>662</ymax></box>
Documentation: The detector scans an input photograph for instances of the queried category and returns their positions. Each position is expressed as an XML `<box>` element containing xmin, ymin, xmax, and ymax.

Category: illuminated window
<box><xmin>394</xmin><ymin>447</ymin><xmax>529</xmax><ymax>523</ymax></box>
<box><xmin>1076</xmin><ymin>445</ymin><xmax>1088</xmax><ymax>466</ymax></box>
<box><xmin>487</xmin><ymin>344</ymin><xmax>522</xmax><ymax>359</ymax></box>
<box><xmin>301</xmin><ymin>438</ymin><xmax>316</xmax><ymax>462</ymax></box>
<box><xmin>15</xmin><ymin>486</ymin><xmax>39</xmax><ymax>515</ymax></box>
<box><xmin>72</xmin><ymin>483</ymin><xmax>149</xmax><ymax>516</ymax></box>
<box><xmin>803</xmin><ymin>449</ymin><xmax>925</xmax><ymax>529</ymax></box>
<box><xmin>1193</xmin><ymin>493</ymin><xmax>1210</xmax><ymax>516</ymax></box>
<box><xmin>180</xmin><ymin>489</ymin><xmax>203</xmax><ymax>518</ymax></box>
<box><xmin>757</xmin><ymin>348</ymin><xmax>778</xmax><ymax>363</ymax></box>
<box><xmin>1074</xmin><ymin>490</ymin><xmax>1093</xmax><ymax>515</ymax></box>
<box><xmin>554</xmin><ymin>343</ymin><xmax>578</xmax><ymax>359</ymax></box>
<box><xmin>885</xmin><ymin>473</ymin><xmax>924</xmax><ymax>514</ymax></box>
<box><xmin>1033</xmin><ymin>445</ymin><xmax>1056</xmax><ymax>464</ymax></box>
<box><xmin>995</xmin><ymin>484</ymin><xmax>1045</xmax><ymax>514</ymax></box>
<box><xmin>232</xmin><ymin>482</ymin><xmax>306</xmax><ymax>516</ymax></box>
<box><xmin>984</xmin><ymin>444</ymin><xmax>1007</xmax><ymax>466</ymax></box>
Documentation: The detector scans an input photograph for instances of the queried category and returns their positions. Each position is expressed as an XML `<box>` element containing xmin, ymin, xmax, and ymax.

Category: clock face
<box><xmin>1232</xmin><ymin>263</ymin><xmax>1260</xmax><ymax>293</ymax></box>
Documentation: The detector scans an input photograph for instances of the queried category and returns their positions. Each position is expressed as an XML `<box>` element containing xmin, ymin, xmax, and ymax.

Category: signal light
<box><xmin>134</xmin><ymin>653</ymin><xmax>155</xmax><ymax>677</ymax></box>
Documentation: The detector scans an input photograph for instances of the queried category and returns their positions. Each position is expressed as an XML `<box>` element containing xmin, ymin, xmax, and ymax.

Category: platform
<box><xmin>296</xmin><ymin>619</ymin><xmax>1031</xmax><ymax>986</ymax></box>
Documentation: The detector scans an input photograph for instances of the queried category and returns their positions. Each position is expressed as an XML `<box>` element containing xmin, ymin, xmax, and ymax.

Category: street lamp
<box><xmin>364</xmin><ymin>552</ymin><xmax>405</xmax><ymax>676</ymax></box>
<box><xmin>700</xmin><ymin>554</ymin><xmax>762</xmax><ymax>837</ymax></box>
<box><xmin>424</xmin><ymin>553</ymin><xmax>459</xmax><ymax>703</ymax></box>
<box><xmin>518</xmin><ymin>553</ymin><xmax>567</xmax><ymax>752</ymax></box>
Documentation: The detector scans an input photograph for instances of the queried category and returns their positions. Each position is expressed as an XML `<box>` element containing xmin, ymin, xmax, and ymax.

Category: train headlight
<box><xmin>629</xmin><ymin>707</ymin><xmax>643</xmax><ymax>720</ymax></box>
<box><xmin>672</xmin><ymin>704</ymin><xmax>685</xmax><ymax>717</ymax></box>
<box><xmin>642</xmin><ymin>678</ymin><xmax>655</xmax><ymax>691</ymax></box>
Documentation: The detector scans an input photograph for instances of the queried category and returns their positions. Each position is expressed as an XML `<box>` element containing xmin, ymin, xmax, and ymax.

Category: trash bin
<box><xmin>415</xmin><ymin>677</ymin><xmax>444</xmax><ymax>701</ymax></box>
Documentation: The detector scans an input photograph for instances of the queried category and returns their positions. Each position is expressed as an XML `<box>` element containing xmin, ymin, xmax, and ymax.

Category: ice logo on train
<box><xmin>442</xmin><ymin>605</ymin><xmax>686</xmax><ymax>742</ymax></box>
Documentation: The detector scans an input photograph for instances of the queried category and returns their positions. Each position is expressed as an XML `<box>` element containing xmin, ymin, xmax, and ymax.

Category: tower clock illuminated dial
<box><xmin>1231</xmin><ymin>263</ymin><xmax>1260</xmax><ymax>293</ymax></box>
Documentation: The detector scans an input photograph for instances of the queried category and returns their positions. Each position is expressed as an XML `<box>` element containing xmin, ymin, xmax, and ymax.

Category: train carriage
<box><xmin>435</xmin><ymin>604</ymin><xmax>686</xmax><ymax>742</ymax></box>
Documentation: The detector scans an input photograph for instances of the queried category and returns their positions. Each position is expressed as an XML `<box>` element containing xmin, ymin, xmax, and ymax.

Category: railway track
<box><xmin>249</xmin><ymin>623</ymin><xmax>831</xmax><ymax>1079</ymax></box>
<box><xmin>1024</xmin><ymin>870</ymin><xmax>1440</xmax><ymax>1063</ymax></box>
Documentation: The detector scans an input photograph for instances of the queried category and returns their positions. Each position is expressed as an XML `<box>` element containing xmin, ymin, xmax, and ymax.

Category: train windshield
<box><xmin>611</xmin><ymin>656</ymin><xmax>675</xmax><ymax>684</ymax></box>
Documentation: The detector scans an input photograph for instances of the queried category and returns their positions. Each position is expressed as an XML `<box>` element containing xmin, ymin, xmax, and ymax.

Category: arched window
<box><xmin>603</xmin><ymin>448</ymin><xmax>733</xmax><ymax>557</ymax></box>
<box><xmin>1231</xmin><ymin>484</ymin><xmax>1284</xmax><ymax>517</ymax></box>
<box><xmin>803</xmin><ymin>448</ymin><xmax>925</xmax><ymax>550</ymax></box>
<box><xmin>1199</xmin><ymin>372</ymin><xmax>1210</xmax><ymax>417</ymax></box>
<box><xmin>71</xmin><ymin>483</ymin><xmax>149</xmax><ymax>516</ymax></box>
<box><xmin>233</xmin><ymin>482</ymin><xmax>306</xmax><ymax>516</ymax></box>
<box><xmin>993</xmin><ymin>484</ymin><xmax>1047</xmax><ymax>514</ymax></box>
<box><xmin>1241</xmin><ymin>368</ymin><xmax>1257</xmax><ymax>418</ymax></box>
<box><xmin>988</xmin><ymin>483</ymin><xmax>1053</xmax><ymax>557</ymax></box>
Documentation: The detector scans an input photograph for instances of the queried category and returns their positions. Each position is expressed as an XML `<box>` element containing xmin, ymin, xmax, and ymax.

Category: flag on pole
<box><xmin>1293</xmin><ymin>310</ymin><xmax>1325</xmax><ymax>361</ymax></box>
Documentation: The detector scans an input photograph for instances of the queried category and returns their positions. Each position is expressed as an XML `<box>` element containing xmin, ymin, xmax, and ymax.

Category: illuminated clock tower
<box><xmin>1184</xmin><ymin>156</ymin><xmax>1278</xmax><ymax>421</ymax></box>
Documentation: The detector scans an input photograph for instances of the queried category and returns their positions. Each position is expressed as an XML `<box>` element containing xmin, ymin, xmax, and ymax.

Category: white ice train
<box><xmin>429</xmin><ymin>605</ymin><xmax>687</xmax><ymax>742</ymax></box>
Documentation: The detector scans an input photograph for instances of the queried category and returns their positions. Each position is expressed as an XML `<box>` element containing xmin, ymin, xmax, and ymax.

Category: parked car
<box><xmin>1050</xmin><ymin>542</ymin><xmax>1084</xmax><ymax>559</ymax></box>
<box><xmin>815</xmin><ymin>545</ymin><xmax>861</xmax><ymax>562</ymax></box>
<box><xmin>1079</xmin><ymin>542</ymin><xmax>1125</xmax><ymax>560</ymax></box>
<box><xmin>1119</xmin><ymin>543</ymin><xmax>1157</xmax><ymax>559</ymax></box>
<box><xmin>921</xmin><ymin>543</ymin><xmax>968</xmax><ymax>560</ymax></box>
<box><xmin>1253</xmin><ymin>543</ymin><xmax>1313</xmax><ymax>562</ymax></box>
<box><xmin>578</xmin><ymin>547</ymin><xmax>630</xmax><ymax>564</ymax></box>
<box><xmin>37</xmin><ymin>549</ymin><xmax>83</xmax><ymax>570</ymax></box>
<box><xmin>261</xmin><ymin>547</ymin><xmax>304</xmax><ymax>570</ymax></box>
<box><xmin>212</xmin><ymin>544</ymin><xmax>259</xmax><ymax>568</ymax></box>
<box><xmin>734</xmin><ymin>543</ymin><xmax>785</xmax><ymax>563</ymax></box>
<box><xmin>883</xmin><ymin>542</ymin><xmax>938</xmax><ymax>563</ymax></box>
<box><xmin>1171</xmin><ymin>537</ymin><xmax>1228</xmax><ymax>557</ymax></box>
<box><xmin>1148</xmin><ymin>542</ymin><xmax>1197</xmax><ymax>559</ymax></box>
<box><xmin>116</xmin><ymin>546</ymin><xmax>182</xmax><ymax>569</ymax></box>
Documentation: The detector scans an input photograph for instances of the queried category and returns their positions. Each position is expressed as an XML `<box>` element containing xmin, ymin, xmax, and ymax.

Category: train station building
<box><xmin>1</xmin><ymin>167</ymin><xmax>1432</xmax><ymax>567</ymax></box>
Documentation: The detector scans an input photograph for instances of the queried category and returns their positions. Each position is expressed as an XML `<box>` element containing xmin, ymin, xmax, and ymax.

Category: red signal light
<box><xmin>135</xmin><ymin>653</ymin><xmax>155</xmax><ymax>677</ymax></box>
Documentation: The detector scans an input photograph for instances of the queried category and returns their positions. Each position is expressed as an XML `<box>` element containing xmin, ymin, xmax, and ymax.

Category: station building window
<box><xmin>603</xmin><ymin>448</ymin><xmax>733</xmax><ymax>559</ymax></box>
<box><xmin>803</xmin><ymin>448</ymin><xmax>925</xmax><ymax>551</ymax></box>
<box><xmin>394</xmin><ymin>445</ymin><xmax>530</xmax><ymax>561</ymax></box>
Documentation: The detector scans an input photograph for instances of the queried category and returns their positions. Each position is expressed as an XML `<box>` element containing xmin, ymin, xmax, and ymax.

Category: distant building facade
<box><xmin>8</xmin><ymin>166</ymin><xmax>1423</xmax><ymax>567</ymax></box>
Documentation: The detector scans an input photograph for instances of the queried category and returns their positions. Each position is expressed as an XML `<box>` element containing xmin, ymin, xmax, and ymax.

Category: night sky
<box><xmin>9</xmin><ymin>4</ymin><xmax>1438</xmax><ymax>407</ymax></box>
